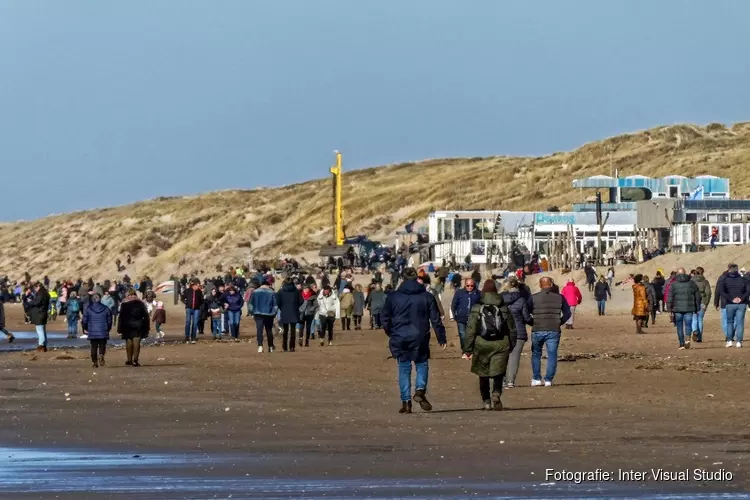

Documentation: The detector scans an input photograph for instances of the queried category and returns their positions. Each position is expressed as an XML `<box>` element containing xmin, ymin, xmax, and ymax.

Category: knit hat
<box><xmin>481</xmin><ymin>280</ymin><xmax>497</xmax><ymax>293</ymax></box>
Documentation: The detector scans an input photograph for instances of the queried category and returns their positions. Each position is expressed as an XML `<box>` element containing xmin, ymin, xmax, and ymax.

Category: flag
<box><xmin>405</xmin><ymin>220</ymin><xmax>415</xmax><ymax>233</ymax></box>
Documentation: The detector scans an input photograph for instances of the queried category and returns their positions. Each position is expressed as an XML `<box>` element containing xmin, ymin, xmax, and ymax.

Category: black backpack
<box><xmin>479</xmin><ymin>304</ymin><xmax>509</xmax><ymax>341</ymax></box>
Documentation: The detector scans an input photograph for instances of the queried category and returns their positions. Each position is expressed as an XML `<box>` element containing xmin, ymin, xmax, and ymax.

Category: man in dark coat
<box><xmin>28</xmin><ymin>282</ymin><xmax>50</xmax><ymax>351</ymax></box>
<box><xmin>381</xmin><ymin>268</ymin><xmax>446</xmax><ymax>414</ymax></box>
<box><xmin>651</xmin><ymin>272</ymin><xmax>666</xmax><ymax>312</ymax></box>
<box><xmin>450</xmin><ymin>279</ymin><xmax>480</xmax><ymax>355</ymax></box>
<box><xmin>667</xmin><ymin>267</ymin><xmax>701</xmax><ymax>349</ymax></box>
<box><xmin>276</xmin><ymin>279</ymin><xmax>303</xmax><ymax>352</ymax></box>
<box><xmin>720</xmin><ymin>263</ymin><xmax>749</xmax><ymax>348</ymax></box>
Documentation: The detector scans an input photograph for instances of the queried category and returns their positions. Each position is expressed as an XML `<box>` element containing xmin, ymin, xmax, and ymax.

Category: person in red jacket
<box><xmin>561</xmin><ymin>279</ymin><xmax>583</xmax><ymax>329</ymax></box>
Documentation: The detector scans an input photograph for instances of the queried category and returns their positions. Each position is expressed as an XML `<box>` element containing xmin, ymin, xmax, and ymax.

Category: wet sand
<box><xmin>1</xmin><ymin>301</ymin><xmax>749</xmax><ymax>497</ymax></box>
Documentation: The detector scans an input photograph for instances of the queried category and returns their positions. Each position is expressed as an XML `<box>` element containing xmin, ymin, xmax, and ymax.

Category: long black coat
<box><xmin>28</xmin><ymin>288</ymin><xmax>50</xmax><ymax>326</ymax></box>
<box><xmin>117</xmin><ymin>298</ymin><xmax>150</xmax><ymax>339</ymax></box>
<box><xmin>276</xmin><ymin>283</ymin><xmax>303</xmax><ymax>325</ymax></box>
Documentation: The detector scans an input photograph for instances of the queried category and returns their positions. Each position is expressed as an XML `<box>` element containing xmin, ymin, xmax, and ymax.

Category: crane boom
<box><xmin>329</xmin><ymin>151</ymin><xmax>345</xmax><ymax>246</ymax></box>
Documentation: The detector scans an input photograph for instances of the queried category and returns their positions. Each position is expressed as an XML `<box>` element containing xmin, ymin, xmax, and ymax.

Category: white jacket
<box><xmin>317</xmin><ymin>292</ymin><xmax>341</xmax><ymax>319</ymax></box>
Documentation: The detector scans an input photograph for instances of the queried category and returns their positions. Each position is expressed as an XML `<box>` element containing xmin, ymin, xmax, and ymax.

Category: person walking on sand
<box><xmin>643</xmin><ymin>276</ymin><xmax>656</xmax><ymax>328</ymax></box>
<box><xmin>667</xmin><ymin>267</ymin><xmax>701</xmax><ymax>350</ymax></box>
<box><xmin>450</xmin><ymin>278</ymin><xmax>480</xmax><ymax>358</ymax></box>
<box><xmin>276</xmin><ymin>278</ymin><xmax>302</xmax><ymax>352</ymax></box>
<box><xmin>222</xmin><ymin>285</ymin><xmax>245</xmax><ymax>342</ymax></box>
<box><xmin>593</xmin><ymin>275</ymin><xmax>612</xmax><ymax>316</ymax></box>
<box><xmin>316</xmin><ymin>285</ymin><xmax>340</xmax><ymax>346</ymax></box>
<box><xmin>81</xmin><ymin>293</ymin><xmax>113</xmax><ymax>368</ymax></box>
<box><xmin>299</xmin><ymin>284</ymin><xmax>319</xmax><ymax>347</ymax></box>
<box><xmin>500</xmin><ymin>276</ymin><xmax>532</xmax><ymax>389</ymax></box>
<box><xmin>352</xmin><ymin>284</ymin><xmax>365</xmax><ymax>330</ymax></box>
<box><xmin>530</xmin><ymin>277</ymin><xmax>571</xmax><ymax>387</ymax></box>
<box><xmin>463</xmin><ymin>280</ymin><xmax>517</xmax><ymax>410</ymax></box>
<box><xmin>381</xmin><ymin>267</ymin><xmax>447</xmax><ymax>414</ymax></box>
<box><xmin>631</xmin><ymin>274</ymin><xmax>650</xmax><ymax>334</ymax></box>
<box><xmin>366</xmin><ymin>282</ymin><xmax>386</xmax><ymax>329</ymax></box>
<box><xmin>691</xmin><ymin>267</ymin><xmax>712</xmax><ymax>343</ymax></box>
<box><xmin>0</xmin><ymin>293</ymin><xmax>16</xmax><ymax>343</ymax></box>
<box><xmin>720</xmin><ymin>263</ymin><xmax>749</xmax><ymax>348</ymax></box>
<box><xmin>651</xmin><ymin>271</ymin><xmax>666</xmax><ymax>313</ymax></box>
<box><xmin>181</xmin><ymin>279</ymin><xmax>204</xmax><ymax>344</ymax></box>
<box><xmin>250</xmin><ymin>279</ymin><xmax>278</xmax><ymax>353</ymax></box>
<box><xmin>28</xmin><ymin>282</ymin><xmax>51</xmax><ymax>352</ymax></box>
<box><xmin>118</xmin><ymin>289</ymin><xmax>150</xmax><ymax>366</ymax></box>
<box><xmin>152</xmin><ymin>301</ymin><xmax>167</xmax><ymax>339</ymax></box>
<box><xmin>561</xmin><ymin>279</ymin><xmax>582</xmax><ymax>329</ymax></box>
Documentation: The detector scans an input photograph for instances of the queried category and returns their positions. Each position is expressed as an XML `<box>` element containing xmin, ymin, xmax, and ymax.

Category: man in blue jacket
<box><xmin>720</xmin><ymin>263</ymin><xmax>749</xmax><ymax>348</ymax></box>
<box><xmin>381</xmin><ymin>268</ymin><xmax>447</xmax><ymax>414</ymax></box>
<box><xmin>249</xmin><ymin>280</ymin><xmax>278</xmax><ymax>353</ymax></box>
<box><xmin>450</xmin><ymin>278</ymin><xmax>480</xmax><ymax>357</ymax></box>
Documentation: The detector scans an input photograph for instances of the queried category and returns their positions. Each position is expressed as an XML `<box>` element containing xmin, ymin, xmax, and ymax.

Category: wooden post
<box><xmin>595</xmin><ymin>213</ymin><xmax>610</xmax><ymax>266</ymax></box>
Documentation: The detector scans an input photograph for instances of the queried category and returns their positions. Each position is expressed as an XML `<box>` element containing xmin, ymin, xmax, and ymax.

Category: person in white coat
<box><xmin>317</xmin><ymin>285</ymin><xmax>340</xmax><ymax>346</ymax></box>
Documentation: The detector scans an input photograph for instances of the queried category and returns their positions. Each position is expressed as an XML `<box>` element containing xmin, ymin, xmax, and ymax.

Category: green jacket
<box><xmin>464</xmin><ymin>292</ymin><xmax>516</xmax><ymax>378</ymax></box>
<box><xmin>692</xmin><ymin>275</ymin><xmax>712</xmax><ymax>308</ymax></box>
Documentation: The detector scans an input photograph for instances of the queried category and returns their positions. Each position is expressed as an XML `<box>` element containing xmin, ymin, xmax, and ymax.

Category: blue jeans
<box><xmin>398</xmin><ymin>360</ymin><xmax>428</xmax><ymax>402</ymax></box>
<box><xmin>597</xmin><ymin>300</ymin><xmax>606</xmax><ymax>315</ymax></box>
<box><xmin>725</xmin><ymin>304</ymin><xmax>746</xmax><ymax>343</ymax></box>
<box><xmin>531</xmin><ymin>331</ymin><xmax>560</xmax><ymax>382</ymax></box>
<box><xmin>673</xmin><ymin>312</ymin><xmax>694</xmax><ymax>346</ymax></box>
<box><xmin>184</xmin><ymin>308</ymin><xmax>200</xmax><ymax>341</ymax></box>
<box><xmin>692</xmin><ymin>307</ymin><xmax>706</xmax><ymax>341</ymax></box>
<box><xmin>211</xmin><ymin>318</ymin><xmax>222</xmax><ymax>338</ymax></box>
<box><xmin>227</xmin><ymin>310</ymin><xmax>241</xmax><ymax>338</ymax></box>
<box><xmin>67</xmin><ymin>317</ymin><xmax>78</xmax><ymax>337</ymax></box>
<box><xmin>721</xmin><ymin>307</ymin><xmax>727</xmax><ymax>336</ymax></box>
<box><xmin>456</xmin><ymin>322</ymin><xmax>467</xmax><ymax>350</ymax></box>
<box><xmin>35</xmin><ymin>325</ymin><xmax>47</xmax><ymax>347</ymax></box>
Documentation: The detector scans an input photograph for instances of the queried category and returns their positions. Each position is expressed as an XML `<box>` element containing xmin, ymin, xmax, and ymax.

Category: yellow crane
<box><xmin>329</xmin><ymin>151</ymin><xmax>345</xmax><ymax>246</ymax></box>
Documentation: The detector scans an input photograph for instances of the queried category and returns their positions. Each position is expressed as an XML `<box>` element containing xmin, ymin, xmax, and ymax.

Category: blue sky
<box><xmin>1</xmin><ymin>0</ymin><xmax>748</xmax><ymax>221</ymax></box>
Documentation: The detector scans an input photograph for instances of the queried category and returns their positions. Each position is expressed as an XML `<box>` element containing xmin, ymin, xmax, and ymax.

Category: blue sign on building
<box><xmin>534</xmin><ymin>213</ymin><xmax>576</xmax><ymax>225</ymax></box>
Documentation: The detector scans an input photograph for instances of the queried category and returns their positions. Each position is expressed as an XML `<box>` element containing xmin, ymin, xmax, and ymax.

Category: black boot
<box><xmin>413</xmin><ymin>389</ymin><xmax>432</xmax><ymax>412</ymax></box>
<box><xmin>399</xmin><ymin>401</ymin><xmax>412</xmax><ymax>414</ymax></box>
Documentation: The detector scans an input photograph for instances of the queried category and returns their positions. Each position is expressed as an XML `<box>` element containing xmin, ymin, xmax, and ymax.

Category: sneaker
<box><xmin>159</xmin><ymin>331</ymin><xmax>166</xmax><ymax>339</ymax></box>
<box><xmin>726</xmin><ymin>341</ymin><xmax>734</xmax><ymax>348</ymax></box>
<box><xmin>505</xmin><ymin>382</ymin><xmax>514</xmax><ymax>389</ymax></box>
<box><xmin>79</xmin><ymin>334</ymin><xmax>88</xmax><ymax>340</ymax></box>
<box><xmin>258</xmin><ymin>346</ymin><xmax>264</xmax><ymax>353</ymax></box>
<box><xmin>132</xmin><ymin>361</ymin><xmax>141</xmax><ymax>367</ymax></box>
<box><xmin>125</xmin><ymin>361</ymin><xmax>133</xmax><ymax>366</ymax></box>
<box><xmin>482</xmin><ymin>401</ymin><xmax>492</xmax><ymax>411</ymax></box>
<box><xmin>685</xmin><ymin>339</ymin><xmax>691</xmax><ymax>349</ymax></box>
<box><xmin>531</xmin><ymin>379</ymin><xmax>543</xmax><ymax>387</ymax></box>
<box><xmin>398</xmin><ymin>401</ymin><xmax>412</xmax><ymax>414</ymax></box>
<box><xmin>328</xmin><ymin>341</ymin><xmax>332</xmax><ymax>346</ymax></box>
<box><xmin>92</xmin><ymin>362</ymin><xmax>98</xmax><ymax>369</ymax></box>
<box><xmin>691</xmin><ymin>332</ymin><xmax>698</xmax><ymax>343</ymax></box>
<box><xmin>320</xmin><ymin>339</ymin><xmax>325</xmax><ymax>346</ymax></box>
<box><xmin>7</xmin><ymin>335</ymin><xmax>14</xmax><ymax>343</ymax></box>
<box><xmin>736</xmin><ymin>342</ymin><xmax>743</xmax><ymax>348</ymax></box>
<box><xmin>678</xmin><ymin>346</ymin><xmax>686</xmax><ymax>350</ymax></box>
<box><xmin>190</xmin><ymin>340</ymin><xmax>197</xmax><ymax>344</ymax></box>
<box><xmin>461</xmin><ymin>353</ymin><xmax>469</xmax><ymax>360</ymax></box>
<box><xmin>544</xmin><ymin>381</ymin><xmax>553</xmax><ymax>387</ymax></box>
<box><xmin>269</xmin><ymin>346</ymin><xmax>275</xmax><ymax>353</ymax></box>
<box><xmin>412</xmin><ymin>389</ymin><xmax>432</xmax><ymax>411</ymax></box>
<box><xmin>98</xmin><ymin>356</ymin><xmax>105</xmax><ymax>367</ymax></box>
<box><xmin>491</xmin><ymin>391</ymin><xmax>503</xmax><ymax>410</ymax></box>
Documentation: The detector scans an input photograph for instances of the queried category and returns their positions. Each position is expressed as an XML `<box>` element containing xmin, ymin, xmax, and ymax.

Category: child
<box><xmin>152</xmin><ymin>301</ymin><xmax>166</xmax><ymax>339</ymax></box>
<box><xmin>207</xmin><ymin>290</ymin><xmax>223</xmax><ymax>339</ymax></box>
<box><xmin>66</xmin><ymin>291</ymin><xmax>82</xmax><ymax>339</ymax></box>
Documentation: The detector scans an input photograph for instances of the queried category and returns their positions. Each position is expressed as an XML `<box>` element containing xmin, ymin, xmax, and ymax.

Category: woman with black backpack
<box><xmin>117</xmin><ymin>289</ymin><xmax>150</xmax><ymax>366</ymax></box>
<box><xmin>463</xmin><ymin>280</ymin><xmax>517</xmax><ymax>411</ymax></box>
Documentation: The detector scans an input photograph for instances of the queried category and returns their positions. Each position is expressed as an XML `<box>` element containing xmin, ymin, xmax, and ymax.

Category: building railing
<box><xmin>572</xmin><ymin>202</ymin><xmax>636</xmax><ymax>212</ymax></box>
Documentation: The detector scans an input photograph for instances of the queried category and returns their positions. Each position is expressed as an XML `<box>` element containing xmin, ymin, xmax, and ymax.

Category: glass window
<box><xmin>437</xmin><ymin>218</ymin><xmax>443</xmax><ymax>241</ymax></box>
<box><xmin>471</xmin><ymin>241</ymin><xmax>486</xmax><ymax>256</ymax></box>
<box><xmin>721</xmin><ymin>226</ymin><xmax>730</xmax><ymax>243</ymax></box>
<box><xmin>700</xmin><ymin>225</ymin><xmax>710</xmax><ymax>243</ymax></box>
<box><xmin>454</xmin><ymin>218</ymin><xmax>471</xmax><ymax>240</ymax></box>
<box><xmin>732</xmin><ymin>213</ymin><xmax>744</xmax><ymax>222</ymax></box>
<box><xmin>443</xmin><ymin>218</ymin><xmax>453</xmax><ymax>240</ymax></box>
<box><xmin>733</xmin><ymin>225</ymin><xmax>742</xmax><ymax>243</ymax></box>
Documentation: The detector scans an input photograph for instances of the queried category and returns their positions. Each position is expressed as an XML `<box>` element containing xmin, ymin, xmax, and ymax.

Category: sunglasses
<box><xmin>465</xmin><ymin>285</ymin><xmax>475</xmax><ymax>288</ymax></box>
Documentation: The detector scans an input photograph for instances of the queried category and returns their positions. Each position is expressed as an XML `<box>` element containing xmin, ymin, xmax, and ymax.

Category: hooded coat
<box><xmin>82</xmin><ymin>301</ymin><xmax>113</xmax><ymax>340</ymax></box>
<box><xmin>352</xmin><ymin>290</ymin><xmax>365</xmax><ymax>316</ymax></box>
<box><xmin>561</xmin><ymin>282</ymin><xmax>583</xmax><ymax>307</ymax></box>
<box><xmin>463</xmin><ymin>292</ymin><xmax>516</xmax><ymax>377</ymax></box>
<box><xmin>380</xmin><ymin>279</ymin><xmax>446</xmax><ymax>363</ymax></box>
<box><xmin>276</xmin><ymin>283</ymin><xmax>303</xmax><ymax>325</ymax></box>
<box><xmin>28</xmin><ymin>288</ymin><xmax>50</xmax><ymax>326</ymax></box>
<box><xmin>366</xmin><ymin>288</ymin><xmax>386</xmax><ymax>314</ymax></box>
<box><xmin>632</xmin><ymin>283</ymin><xmax>650</xmax><ymax>317</ymax></box>
<box><xmin>500</xmin><ymin>287</ymin><xmax>532</xmax><ymax>341</ymax></box>
<box><xmin>691</xmin><ymin>275</ymin><xmax>712</xmax><ymax>308</ymax></box>
<box><xmin>667</xmin><ymin>274</ymin><xmax>701</xmax><ymax>314</ymax></box>
<box><xmin>117</xmin><ymin>296</ymin><xmax>150</xmax><ymax>339</ymax></box>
